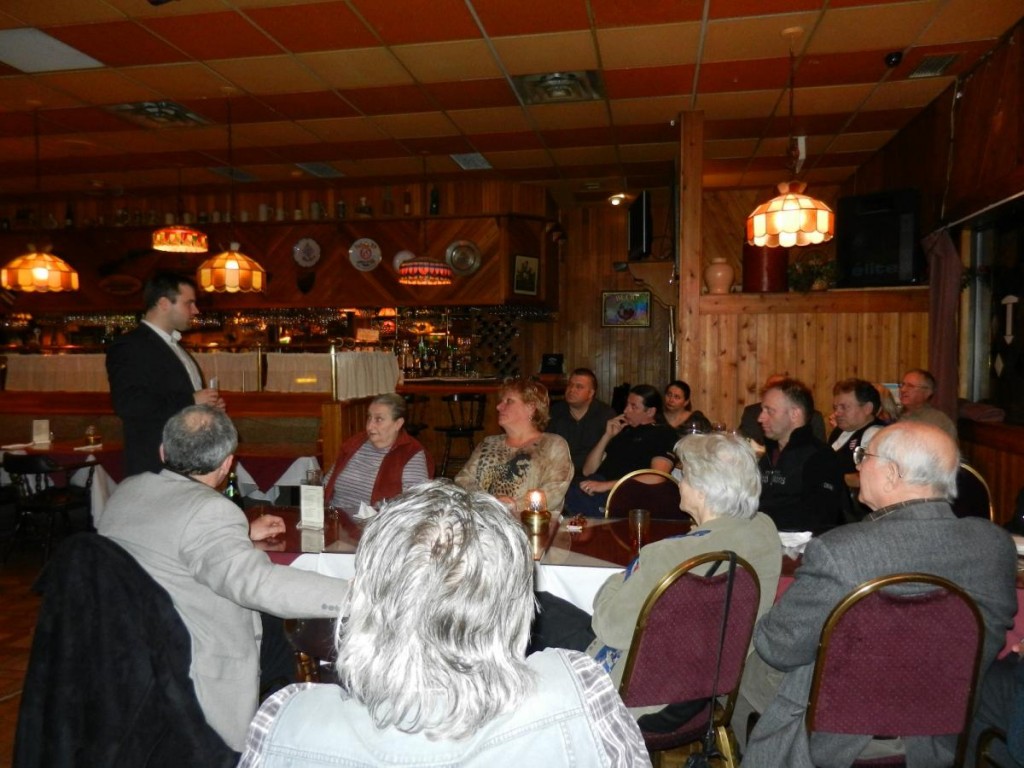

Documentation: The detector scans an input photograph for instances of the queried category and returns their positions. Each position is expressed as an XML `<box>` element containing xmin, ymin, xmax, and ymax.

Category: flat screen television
<box><xmin>835</xmin><ymin>188</ymin><xmax>925</xmax><ymax>287</ymax></box>
<box><xmin>627</xmin><ymin>190</ymin><xmax>653</xmax><ymax>260</ymax></box>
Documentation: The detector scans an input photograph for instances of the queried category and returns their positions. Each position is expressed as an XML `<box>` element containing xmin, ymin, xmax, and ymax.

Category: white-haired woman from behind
<box><xmin>238</xmin><ymin>481</ymin><xmax>652</xmax><ymax>767</ymax></box>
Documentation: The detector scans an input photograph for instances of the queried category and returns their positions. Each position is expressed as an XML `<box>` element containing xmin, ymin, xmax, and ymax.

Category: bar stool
<box><xmin>436</xmin><ymin>393</ymin><xmax>487</xmax><ymax>478</ymax></box>
<box><xmin>401</xmin><ymin>394</ymin><xmax>430</xmax><ymax>439</ymax></box>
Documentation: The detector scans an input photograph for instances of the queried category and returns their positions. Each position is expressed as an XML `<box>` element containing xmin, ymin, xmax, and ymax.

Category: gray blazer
<box><xmin>743</xmin><ymin>500</ymin><xmax>1018</xmax><ymax>768</ymax></box>
<box><xmin>98</xmin><ymin>470</ymin><xmax>350</xmax><ymax>751</ymax></box>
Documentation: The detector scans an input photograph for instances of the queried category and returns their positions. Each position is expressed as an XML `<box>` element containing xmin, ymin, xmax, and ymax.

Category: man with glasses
<box><xmin>737</xmin><ymin>421</ymin><xmax>1016</xmax><ymax>767</ymax></box>
<box><xmin>829</xmin><ymin>378</ymin><xmax>884</xmax><ymax>475</ymax></box>
<box><xmin>897</xmin><ymin>368</ymin><xmax>957</xmax><ymax>440</ymax></box>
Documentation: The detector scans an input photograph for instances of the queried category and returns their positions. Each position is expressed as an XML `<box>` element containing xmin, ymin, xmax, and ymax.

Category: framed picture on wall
<box><xmin>601</xmin><ymin>290</ymin><xmax>651</xmax><ymax>328</ymax></box>
<box><xmin>513</xmin><ymin>254</ymin><xmax>539</xmax><ymax>296</ymax></box>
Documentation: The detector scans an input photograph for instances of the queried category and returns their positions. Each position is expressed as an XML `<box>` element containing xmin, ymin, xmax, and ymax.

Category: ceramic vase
<box><xmin>704</xmin><ymin>257</ymin><xmax>734</xmax><ymax>294</ymax></box>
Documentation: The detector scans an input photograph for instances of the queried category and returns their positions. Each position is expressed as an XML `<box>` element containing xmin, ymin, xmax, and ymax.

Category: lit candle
<box><xmin>528</xmin><ymin>490</ymin><xmax>545</xmax><ymax>512</ymax></box>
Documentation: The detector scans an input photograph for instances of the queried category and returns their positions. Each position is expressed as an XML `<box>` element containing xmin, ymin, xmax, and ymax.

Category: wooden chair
<box><xmin>401</xmin><ymin>393</ymin><xmax>430</xmax><ymax>438</ymax></box>
<box><xmin>618</xmin><ymin>551</ymin><xmax>761</xmax><ymax>768</ymax></box>
<box><xmin>806</xmin><ymin>572</ymin><xmax>985</xmax><ymax>767</ymax></box>
<box><xmin>436</xmin><ymin>393</ymin><xmax>487</xmax><ymax>478</ymax></box>
<box><xmin>605</xmin><ymin>468</ymin><xmax>682</xmax><ymax>519</ymax></box>
<box><xmin>2</xmin><ymin>453</ymin><xmax>93</xmax><ymax>562</ymax></box>
<box><xmin>952</xmin><ymin>462</ymin><xmax>995</xmax><ymax>521</ymax></box>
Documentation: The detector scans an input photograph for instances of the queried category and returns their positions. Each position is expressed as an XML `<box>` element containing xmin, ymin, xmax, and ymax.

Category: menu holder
<box><xmin>300</xmin><ymin>527</ymin><xmax>324</xmax><ymax>553</ymax></box>
<box><xmin>32</xmin><ymin>419</ymin><xmax>50</xmax><ymax>445</ymax></box>
<box><xmin>298</xmin><ymin>484</ymin><xmax>325</xmax><ymax>531</ymax></box>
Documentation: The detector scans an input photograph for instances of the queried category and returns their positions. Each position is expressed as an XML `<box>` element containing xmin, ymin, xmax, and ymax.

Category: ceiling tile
<box><xmin>295</xmin><ymin>116</ymin><xmax>387</xmax><ymax>142</ymax></box>
<box><xmin>144</xmin><ymin>126</ymin><xmax>226</xmax><ymax>151</ymax></box>
<box><xmin>618</xmin><ymin>142</ymin><xmax>678</xmax><ymax>163</ymax></box>
<box><xmin>472</xmin><ymin>0</ymin><xmax>590</xmax><ymax>36</ymax></box>
<box><xmin>229</xmin><ymin>121</ymin><xmax>321</xmax><ymax>147</ymax></box>
<box><xmin>703</xmin><ymin>12</ymin><xmax>820</xmax><ymax>63</ymax></box>
<box><xmin>244</xmin><ymin>2</ymin><xmax>378</xmax><ymax>52</ymax></box>
<box><xmin>609</xmin><ymin>96</ymin><xmax>689</xmax><ymax>126</ymax></box>
<box><xmin>423</xmin><ymin>79</ymin><xmax>519</xmax><ymax>111</ymax></box>
<box><xmin>102</xmin><ymin>0</ymin><xmax>226</xmax><ymax>20</ymax></box>
<box><xmin>392</xmin><ymin>40</ymin><xmax>503</xmax><ymax>83</ymax></box>
<box><xmin>710</xmin><ymin>0</ymin><xmax>822</xmax><ymax>19</ymax></box>
<box><xmin>45</xmin><ymin>21</ymin><xmax>187</xmax><ymax>68</ymax></box>
<box><xmin>0</xmin><ymin>0</ymin><xmax>123</xmax><ymax>26</ymax></box>
<box><xmin>74</xmin><ymin>130</ymin><xmax>177</xmax><ymax>153</ymax></box>
<box><xmin>178</xmin><ymin>95</ymin><xmax>282</xmax><ymax>124</ymax></box>
<box><xmin>35</xmin><ymin>70</ymin><xmax>162</xmax><ymax>107</ymax></box>
<box><xmin>334</xmin><ymin>138</ymin><xmax>407</xmax><ymax>160</ymax></box>
<box><xmin>351</xmin><ymin>0</ymin><xmax>480</xmax><ymax>45</ymax></box>
<box><xmin>598</xmin><ymin>23</ymin><xmax>702</xmax><ymax>68</ymax></box>
<box><xmin>0</xmin><ymin>76</ymin><xmax>85</xmax><ymax>111</ymax></box>
<box><xmin>259</xmin><ymin>91</ymin><xmax>359</xmax><ymax>121</ymax></box>
<box><xmin>845</xmin><ymin>107</ymin><xmax>917</xmax><ymax>133</ymax></box>
<box><xmin>704</xmin><ymin>116</ymin><xmax>771</xmax><ymax>140</ymax></box>
<box><xmin>795</xmin><ymin>49</ymin><xmax>889</xmax><ymax>87</ymax></box>
<box><xmin>550</xmin><ymin>145</ymin><xmax>619</xmax><ymax>166</ymax></box>
<box><xmin>491</xmin><ymin>31</ymin><xmax>598</xmax><ymax>75</ymax></box>
<box><xmin>604</xmin><ymin>65</ymin><xmax>694</xmax><ymax>99</ymax></box>
<box><xmin>343</xmin><ymin>156</ymin><xmax>442</xmax><ymax>177</ymax></box>
<box><xmin>699</xmin><ymin>57</ymin><xmax>790</xmax><ymax>92</ymax></box>
<box><xmin>142</xmin><ymin>12</ymin><xmax>283</xmax><ymax>60</ymax></box>
<box><xmin>298</xmin><ymin>49</ymin><xmax>413</xmax><ymax>89</ymax></box>
<box><xmin>828</xmin><ymin>129</ymin><xmax>897</xmax><ymax>153</ymax></box>
<box><xmin>400</xmin><ymin>135</ymin><xmax>476</xmax><ymax>154</ymax></box>
<box><xmin>340</xmin><ymin>84</ymin><xmax>435</xmax><ymax>115</ymax></box>
<box><xmin>804</xmin><ymin>165</ymin><xmax>858</xmax><ymax>184</ymax></box>
<box><xmin>122</xmin><ymin>63</ymin><xmax>234</xmax><ymax>100</ymax></box>
<box><xmin>372</xmin><ymin>111</ymin><xmax>459</xmax><ymax>139</ymax></box>
<box><xmin>591</xmin><ymin>0</ymin><xmax>704</xmax><ymax>27</ymax></box>
<box><xmin>616</xmin><ymin>122</ymin><xmax>678</xmax><ymax>144</ymax></box>
<box><xmin>468</xmin><ymin>132</ymin><xmax>546</xmax><ymax>152</ymax></box>
<box><xmin>39</xmin><ymin>106</ymin><xmax>142</xmax><ymax>134</ymax></box>
<box><xmin>860</xmin><ymin>77</ymin><xmax>953</xmax><ymax>111</ymax></box>
<box><xmin>541</xmin><ymin>126</ymin><xmax>616</xmax><ymax>148</ymax></box>
<box><xmin>206</xmin><ymin>56</ymin><xmax>327</xmax><ymax>95</ymax></box>
<box><xmin>920</xmin><ymin>0</ymin><xmax>1024</xmax><ymax>44</ymax></box>
<box><xmin>446</xmin><ymin>106</ymin><xmax>531</xmax><ymax>134</ymax></box>
<box><xmin>485</xmin><ymin>149</ymin><xmax>554</xmax><ymax>169</ymax></box>
<box><xmin>705</xmin><ymin>138</ymin><xmax>760</xmax><ymax>159</ymax></box>
<box><xmin>528</xmin><ymin>101</ymin><xmax>609</xmax><ymax>130</ymax></box>
<box><xmin>696</xmin><ymin>90</ymin><xmax>782</xmax><ymax>120</ymax></box>
<box><xmin>807</xmin><ymin>3</ymin><xmax>939</xmax><ymax>55</ymax></box>
<box><xmin>792</xmin><ymin>83</ymin><xmax>874</xmax><ymax>115</ymax></box>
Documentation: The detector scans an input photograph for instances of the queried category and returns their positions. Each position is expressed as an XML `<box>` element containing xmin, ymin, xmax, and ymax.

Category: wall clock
<box><xmin>293</xmin><ymin>237</ymin><xmax>321</xmax><ymax>267</ymax></box>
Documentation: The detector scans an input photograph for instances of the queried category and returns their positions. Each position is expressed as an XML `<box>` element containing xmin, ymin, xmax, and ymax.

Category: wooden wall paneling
<box><xmin>960</xmin><ymin>422</ymin><xmax>1024</xmax><ymax>524</ymax></box>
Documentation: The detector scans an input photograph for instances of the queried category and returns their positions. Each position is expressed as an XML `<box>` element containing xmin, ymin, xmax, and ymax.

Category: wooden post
<box><xmin>677</xmin><ymin>111</ymin><xmax>703</xmax><ymax>383</ymax></box>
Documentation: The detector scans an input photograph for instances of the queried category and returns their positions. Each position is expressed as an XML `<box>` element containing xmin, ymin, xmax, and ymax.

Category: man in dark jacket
<box><xmin>756</xmin><ymin>378</ymin><xmax>845</xmax><ymax>532</ymax></box>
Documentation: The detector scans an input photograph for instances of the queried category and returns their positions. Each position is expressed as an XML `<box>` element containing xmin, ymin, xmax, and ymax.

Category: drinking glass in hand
<box><xmin>629</xmin><ymin>508</ymin><xmax>651</xmax><ymax>551</ymax></box>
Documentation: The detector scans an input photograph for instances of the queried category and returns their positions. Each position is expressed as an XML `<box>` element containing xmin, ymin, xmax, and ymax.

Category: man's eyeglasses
<box><xmin>852</xmin><ymin>446</ymin><xmax>903</xmax><ymax>477</ymax></box>
<box><xmin>898</xmin><ymin>381</ymin><xmax>929</xmax><ymax>390</ymax></box>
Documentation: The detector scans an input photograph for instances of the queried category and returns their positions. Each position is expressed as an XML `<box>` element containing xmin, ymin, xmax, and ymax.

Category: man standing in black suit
<box><xmin>106</xmin><ymin>272</ymin><xmax>224</xmax><ymax>476</ymax></box>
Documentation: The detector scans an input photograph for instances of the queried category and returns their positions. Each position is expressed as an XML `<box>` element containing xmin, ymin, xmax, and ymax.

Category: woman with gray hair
<box><xmin>238</xmin><ymin>481</ymin><xmax>652</xmax><ymax>767</ymax></box>
<box><xmin>324</xmin><ymin>392</ymin><xmax>432</xmax><ymax>510</ymax></box>
<box><xmin>587</xmin><ymin>433</ymin><xmax>782</xmax><ymax>695</ymax></box>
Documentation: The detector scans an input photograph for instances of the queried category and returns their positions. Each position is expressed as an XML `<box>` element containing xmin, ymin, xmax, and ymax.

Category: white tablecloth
<box><xmin>235</xmin><ymin>455</ymin><xmax>320</xmax><ymax>504</ymax></box>
<box><xmin>4</xmin><ymin>354</ymin><xmax>109</xmax><ymax>391</ymax></box>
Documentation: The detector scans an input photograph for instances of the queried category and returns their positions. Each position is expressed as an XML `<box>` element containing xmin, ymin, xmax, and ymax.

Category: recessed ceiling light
<box><xmin>0</xmin><ymin>29</ymin><xmax>104</xmax><ymax>73</ymax></box>
<box><xmin>608</xmin><ymin>193</ymin><xmax>629</xmax><ymax>206</ymax></box>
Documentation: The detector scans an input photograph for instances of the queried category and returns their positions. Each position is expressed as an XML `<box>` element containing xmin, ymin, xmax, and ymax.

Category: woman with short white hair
<box><xmin>238</xmin><ymin>481</ymin><xmax>652</xmax><ymax>767</ymax></box>
<box><xmin>588</xmin><ymin>433</ymin><xmax>783</xmax><ymax>696</ymax></box>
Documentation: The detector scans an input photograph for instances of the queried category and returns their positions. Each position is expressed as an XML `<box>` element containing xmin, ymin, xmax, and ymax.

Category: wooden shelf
<box><xmin>699</xmin><ymin>286</ymin><xmax>930</xmax><ymax>315</ymax></box>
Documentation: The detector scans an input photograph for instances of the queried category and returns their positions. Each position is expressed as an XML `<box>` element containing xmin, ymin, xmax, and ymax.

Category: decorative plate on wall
<box><xmin>349</xmin><ymin>238</ymin><xmax>382</xmax><ymax>271</ymax></box>
<box><xmin>445</xmin><ymin>239</ymin><xmax>482</xmax><ymax>276</ymax></box>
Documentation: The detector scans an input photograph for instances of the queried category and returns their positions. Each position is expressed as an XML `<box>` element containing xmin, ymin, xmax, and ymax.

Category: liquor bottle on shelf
<box><xmin>429</xmin><ymin>186</ymin><xmax>440</xmax><ymax>215</ymax></box>
<box><xmin>403</xmin><ymin>190</ymin><xmax>412</xmax><ymax>215</ymax></box>
<box><xmin>64</xmin><ymin>203</ymin><xmax>74</xmax><ymax>229</ymax></box>
<box><xmin>356</xmin><ymin>197</ymin><xmax>373</xmax><ymax>218</ymax></box>
<box><xmin>382</xmin><ymin>187</ymin><xmax>394</xmax><ymax>216</ymax></box>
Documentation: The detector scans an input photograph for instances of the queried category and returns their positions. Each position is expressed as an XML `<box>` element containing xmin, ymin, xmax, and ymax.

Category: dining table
<box><xmin>233</xmin><ymin>443</ymin><xmax>320</xmax><ymax>504</ymax></box>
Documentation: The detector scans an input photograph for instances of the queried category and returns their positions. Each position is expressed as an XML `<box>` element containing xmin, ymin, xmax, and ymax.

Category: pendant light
<box><xmin>398</xmin><ymin>157</ymin><xmax>452</xmax><ymax>286</ymax></box>
<box><xmin>0</xmin><ymin>110</ymin><xmax>79</xmax><ymax>292</ymax></box>
<box><xmin>152</xmin><ymin>167</ymin><xmax>208</xmax><ymax>253</ymax></box>
<box><xmin>745</xmin><ymin>29</ymin><xmax>835</xmax><ymax>249</ymax></box>
<box><xmin>196</xmin><ymin>97</ymin><xmax>265</xmax><ymax>293</ymax></box>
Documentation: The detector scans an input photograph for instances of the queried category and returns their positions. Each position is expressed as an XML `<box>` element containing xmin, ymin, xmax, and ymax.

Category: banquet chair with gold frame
<box><xmin>605</xmin><ymin>469</ymin><xmax>682</xmax><ymax>519</ymax></box>
<box><xmin>952</xmin><ymin>462</ymin><xmax>995</xmax><ymax>521</ymax></box>
<box><xmin>618</xmin><ymin>551</ymin><xmax>761</xmax><ymax>768</ymax></box>
<box><xmin>806</xmin><ymin>572</ymin><xmax>984</xmax><ymax>767</ymax></box>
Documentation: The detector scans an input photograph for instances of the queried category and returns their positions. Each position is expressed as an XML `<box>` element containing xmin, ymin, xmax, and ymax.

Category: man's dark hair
<box><xmin>162</xmin><ymin>405</ymin><xmax>237</xmax><ymax>476</ymax></box>
<box><xmin>570</xmin><ymin>367</ymin><xmax>599</xmax><ymax>392</ymax></box>
<box><xmin>833</xmin><ymin>378</ymin><xmax>881</xmax><ymax>415</ymax></box>
<box><xmin>629</xmin><ymin>383</ymin><xmax>665</xmax><ymax>423</ymax></box>
<box><xmin>768</xmin><ymin>378</ymin><xmax>814</xmax><ymax>420</ymax></box>
<box><xmin>144</xmin><ymin>272</ymin><xmax>196</xmax><ymax>311</ymax></box>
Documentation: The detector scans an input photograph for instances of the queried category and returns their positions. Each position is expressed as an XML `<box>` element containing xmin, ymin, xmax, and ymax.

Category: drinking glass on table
<box><xmin>85</xmin><ymin>424</ymin><xmax>101</xmax><ymax>446</ymax></box>
<box><xmin>629</xmin><ymin>508</ymin><xmax>651</xmax><ymax>551</ymax></box>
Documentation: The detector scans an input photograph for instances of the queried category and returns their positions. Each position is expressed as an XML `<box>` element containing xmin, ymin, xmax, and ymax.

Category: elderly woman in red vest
<box><xmin>325</xmin><ymin>393</ymin><xmax>433</xmax><ymax>510</ymax></box>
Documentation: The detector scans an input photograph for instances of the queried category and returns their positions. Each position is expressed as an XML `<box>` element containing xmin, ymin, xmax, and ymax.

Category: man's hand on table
<box><xmin>250</xmin><ymin>514</ymin><xmax>286</xmax><ymax>542</ymax></box>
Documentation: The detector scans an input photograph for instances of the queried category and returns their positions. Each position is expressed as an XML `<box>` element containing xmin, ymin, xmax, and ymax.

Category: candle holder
<box><xmin>520</xmin><ymin>489</ymin><xmax>550</xmax><ymax>537</ymax></box>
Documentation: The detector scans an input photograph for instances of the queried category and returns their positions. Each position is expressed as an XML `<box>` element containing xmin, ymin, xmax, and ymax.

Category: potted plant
<box><xmin>788</xmin><ymin>251</ymin><xmax>836</xmax><ymax>292</ymax></box>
